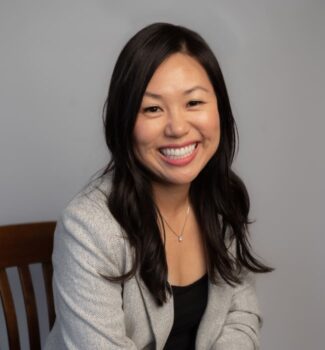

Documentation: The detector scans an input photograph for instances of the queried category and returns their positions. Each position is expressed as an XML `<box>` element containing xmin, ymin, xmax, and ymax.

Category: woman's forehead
<box><xmin>143</xmin><ymin>53</ymin><xmax>213</xmax><ymax>97</ymax></box>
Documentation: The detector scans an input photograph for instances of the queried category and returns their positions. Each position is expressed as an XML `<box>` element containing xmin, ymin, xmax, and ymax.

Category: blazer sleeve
<box><xmin>47</xmin><ymin>194</ymin><xmax>138</xmax><ymax>350</ymax></box>
<box><xmin>211</xmin><ymin>270</ymin><xmax>262</xmax><ymax>350</ymax></box>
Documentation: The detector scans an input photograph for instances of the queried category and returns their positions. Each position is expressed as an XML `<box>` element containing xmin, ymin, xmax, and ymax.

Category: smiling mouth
<box><xmin>159</xmin><ymin>142</ymin><xmax>198</xmax><ymax>159</ymax></box>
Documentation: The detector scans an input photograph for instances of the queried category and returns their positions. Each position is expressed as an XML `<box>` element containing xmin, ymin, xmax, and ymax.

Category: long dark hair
<box><xmin>94</xmin><ymin>22</ymin><xmax>273</xmax><ymax>306</ymax></box>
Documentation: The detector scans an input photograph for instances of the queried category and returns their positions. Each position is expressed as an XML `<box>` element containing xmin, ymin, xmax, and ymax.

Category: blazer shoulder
<box><xmin>62</xmin><ymin>173</ymin><xmax>115</xmax><ymax>222</ymax></box>
<box><xmin>55</xmin><ymin>174</ymin><xmax>128</xmax><ymax>270</ymax></box>
<box><xmin>66</xmin><ymin>173</ymin><xmax>112</xmax><ymax>214</ymax></box>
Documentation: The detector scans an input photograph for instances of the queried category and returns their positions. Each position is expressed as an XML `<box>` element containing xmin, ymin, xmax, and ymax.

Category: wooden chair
<box><xmin>0</xmin><ymin>222</ymin><xmax>56</xmax><ymax>350</ymax></box>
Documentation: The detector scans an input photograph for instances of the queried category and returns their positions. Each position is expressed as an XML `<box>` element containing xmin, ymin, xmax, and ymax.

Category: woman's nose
<box><xmin>164</xmin><ymin>109</ymin><xmax>190</xmax><ymax>138</ymax></box>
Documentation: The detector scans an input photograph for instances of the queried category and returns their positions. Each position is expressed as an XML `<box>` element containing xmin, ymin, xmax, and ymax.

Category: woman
<box><xmin>45</xmin><ymin>22</ymin><xmax>273</xmax><ymax>349</ymax></box>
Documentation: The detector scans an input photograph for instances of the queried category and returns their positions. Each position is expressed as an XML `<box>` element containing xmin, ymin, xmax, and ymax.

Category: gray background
<box><xmin>0</xmin><ymin>0</ymin><xmax>324</xmax><ymax>349</ymax></box>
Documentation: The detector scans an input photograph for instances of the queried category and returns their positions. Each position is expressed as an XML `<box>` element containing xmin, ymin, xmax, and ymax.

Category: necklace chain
<box><xmin>161</xmin><ymin>203</ymin><xmax>190</xmax><ymax>243</ymax></box>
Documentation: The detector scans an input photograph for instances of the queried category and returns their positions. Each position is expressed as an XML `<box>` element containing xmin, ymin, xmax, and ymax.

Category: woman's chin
<box><xmin>154</xmin><ymin>173</ymin><xmax>200</xmax><ymax>187</ymax></box>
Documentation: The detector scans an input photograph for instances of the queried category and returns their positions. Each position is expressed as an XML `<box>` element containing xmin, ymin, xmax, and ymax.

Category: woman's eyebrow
<box><xmin>144</xmin><ymin>85</ymin><xmax>210</xmax><ymax>99</ymax></box>
<box><xmin>184</xmin><ymin>85</ymin><xmax>209</xmax><ymax>95</ymax></box>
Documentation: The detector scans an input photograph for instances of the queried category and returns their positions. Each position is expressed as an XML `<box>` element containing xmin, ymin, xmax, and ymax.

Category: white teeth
<box><xmin>160</xmin><ymin>143</ymin><xmax>196</xmax><ymax>159</ymax></box>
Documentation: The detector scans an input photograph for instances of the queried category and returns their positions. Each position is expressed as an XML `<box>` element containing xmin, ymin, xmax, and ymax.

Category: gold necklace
<box><xmin>161</xmin><ymin>204</ymin><xmax>190</xmax><ymax>243</ymax></box>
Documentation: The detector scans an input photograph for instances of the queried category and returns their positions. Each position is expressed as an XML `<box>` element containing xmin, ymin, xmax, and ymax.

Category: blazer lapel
<box><xmin>195</xmin><ymin>280</ymin><xmax>232</xmax><ymax>348</ymax></box>
<box><xmin>135</xmin><ymin>274</ymin><xmax>174</xmax><ymax>350</ymax></box>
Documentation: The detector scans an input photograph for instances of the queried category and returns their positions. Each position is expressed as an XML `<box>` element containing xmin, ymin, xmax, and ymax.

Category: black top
<box><xmin>163</xmin><ymin>273</ymin><xmax>209</xmax><ymax>350</ymax></box>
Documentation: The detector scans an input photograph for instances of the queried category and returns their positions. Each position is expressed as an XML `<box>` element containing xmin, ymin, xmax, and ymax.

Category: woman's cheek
<box><xmin>133</xmin><ymin>119</ymin><xmax>162</xmax><ymax>151</ymax></box>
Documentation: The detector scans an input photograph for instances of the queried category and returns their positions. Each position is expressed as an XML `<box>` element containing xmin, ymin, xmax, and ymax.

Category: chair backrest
<box><xmin>0</xmin><ymin>222</ymin><xmax>56</xmax><ymax>350</ymax></box>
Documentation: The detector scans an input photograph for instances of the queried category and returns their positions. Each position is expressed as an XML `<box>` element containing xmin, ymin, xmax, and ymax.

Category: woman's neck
<box><xmin>152</xmin><ymin>182</ymin><xmax>191</xmax><ymax>217</ymax></box>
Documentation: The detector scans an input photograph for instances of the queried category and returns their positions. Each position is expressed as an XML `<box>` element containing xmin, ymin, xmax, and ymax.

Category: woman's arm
<box><xmin>212</xmin><ymin>271</ymin><xmax>262</xmax><ymax>350</ymax></box>
<box><xmin>45</xmin><ymin>195</ymin><xmax>138</xmax><ymax>349</ymax></box>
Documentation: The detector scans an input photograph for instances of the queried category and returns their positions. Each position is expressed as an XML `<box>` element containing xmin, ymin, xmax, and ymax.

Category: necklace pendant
<box><xmin>178</xmin><ymin>235</ymin><xmax>183</xmax><ymax>242</ymax></box>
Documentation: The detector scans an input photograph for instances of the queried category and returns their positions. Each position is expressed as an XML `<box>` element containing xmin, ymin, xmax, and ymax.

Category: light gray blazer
<box><xmin>44</xmin><ymin>175</ymin><xmax>262</xmax><ymax>350</ymax></box>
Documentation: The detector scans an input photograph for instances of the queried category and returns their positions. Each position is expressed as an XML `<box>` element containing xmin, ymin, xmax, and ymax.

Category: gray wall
<box><xmin>0</xmin><ymin>1</ymin><xmax>324</xmax><ymax>349</ymax></box>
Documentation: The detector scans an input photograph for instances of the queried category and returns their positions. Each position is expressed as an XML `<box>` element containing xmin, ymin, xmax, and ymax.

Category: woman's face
<box><xmin>133</xmin><ymin>53</ymin><xmax>220</xmax><ymax>186</ymax></box>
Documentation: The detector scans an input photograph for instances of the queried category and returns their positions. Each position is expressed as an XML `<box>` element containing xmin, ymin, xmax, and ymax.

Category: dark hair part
<box><xmin>95</xmin><ymin>22</ymin><xmax>273</xmax><ymax>306</ymax></box>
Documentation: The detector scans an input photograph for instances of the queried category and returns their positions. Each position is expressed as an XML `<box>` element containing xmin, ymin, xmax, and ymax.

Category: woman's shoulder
<box><xmin>57</xmin><ymin>172</ymin><xmax>125</xmax><ymax>247</ymax></box>
<box><xmin>65</xmin><ymin>172</ymin><xmax>112</xmax><ymax>214</ymax></box>
<box><xmin>53</xmin><ymin>172</ymin><xmax>130</xmax><ymax>273</ymax></box>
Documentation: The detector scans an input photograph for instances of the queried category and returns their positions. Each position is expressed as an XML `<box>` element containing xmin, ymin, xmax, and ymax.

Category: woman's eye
<box><xmin>187</xmin><ymin>100</ymin><xmax>203</xmax><ymax>107</ymax></box>
<box><xmin>143</xmin><ymin>106</ymin><xmax>160</xmax><ymax>113</ymax></box>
